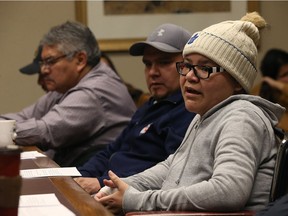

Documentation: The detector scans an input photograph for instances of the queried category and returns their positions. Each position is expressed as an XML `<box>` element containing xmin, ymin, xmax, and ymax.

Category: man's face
<box><xmin>142</xmin><ymin>46</ymin><xmax>183</xmax><ymax>100</ymax></box>
<box><xmin>40</xmin><ymin>45</ymin><xmax>82</xmax><ymax>93</ymax></box>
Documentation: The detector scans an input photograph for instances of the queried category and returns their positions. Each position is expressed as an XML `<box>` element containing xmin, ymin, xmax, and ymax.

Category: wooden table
<box><xmin>20</xmin><ymin>146</ymin><xmax>113</xmax><ymax>216</ymax></box>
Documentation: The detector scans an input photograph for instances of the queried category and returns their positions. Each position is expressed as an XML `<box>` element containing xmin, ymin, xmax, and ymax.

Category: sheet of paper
<box><xmin>20</xmin><ymin>167</ymin><xmax>82</xmax><ymax>178</ymax></box>
<box><xmin>19</xmin><ymin>193</ymin><xmax>62</xmax><ymax>207</ymax></box>
<box><xmin>19</xmin><ymin>193</ymin><xmax>75</xmax><ymax>216</ymax></box>
<box><xmin>21</xmin><ymin>151</ymin><xmax>46</xmax><ymax>159</ymax></box>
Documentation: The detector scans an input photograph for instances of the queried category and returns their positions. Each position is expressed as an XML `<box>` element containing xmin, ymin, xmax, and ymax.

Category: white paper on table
<box><xmin>21</xmin><ymin>151</ymin><xmax>46</xmax><ymax>159</ymax></box>
<box><xmin>20</xmin><ymin>167</ymin><xmax>82</xmax><ymax>178</ymax></box>
<box><xmin>18</xmin><ymin>193</ymin><xmax>75</xmax><ymax>216</ymax></box>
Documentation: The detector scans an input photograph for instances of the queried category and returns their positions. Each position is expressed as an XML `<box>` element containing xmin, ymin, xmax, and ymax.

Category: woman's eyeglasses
<box><xmin>176</xmin><ymin>62</ymin><xmax>224</xmax><ymax>79</ymax></box>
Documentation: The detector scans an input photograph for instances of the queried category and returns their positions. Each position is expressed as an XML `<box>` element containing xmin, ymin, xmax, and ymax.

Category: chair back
<box><xmin>269</xmin><ymin>133</ymin><xmax>288</xmax><ymax>202</ymax></box>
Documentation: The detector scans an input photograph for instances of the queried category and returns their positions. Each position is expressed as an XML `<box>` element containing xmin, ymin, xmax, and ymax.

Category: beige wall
<box><xmin>0</xmin><ymin>1</ymin><xmax>288</xmax><ymax>114</ymax></box>
<box><xmin>255</xmin><ymin>1</ymin><xmax>288</xmax><ymax>83</ymax></box>
<box><xmin>0</xmin><ymin>1</ymin><xmax>75</xmax><ymax>113</ymax></box>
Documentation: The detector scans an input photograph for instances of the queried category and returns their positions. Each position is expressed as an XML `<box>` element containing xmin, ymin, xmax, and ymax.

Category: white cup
<box><xmin>0</xmin><ymin>120</ymin><xmax>17</xmax><ymax>148</ymax></box>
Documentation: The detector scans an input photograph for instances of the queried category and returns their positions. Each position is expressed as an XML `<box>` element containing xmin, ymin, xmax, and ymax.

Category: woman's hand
<box><xmin>96</xmin><ymin>170</ymin><xmax>129</xmax><ymax>214</ymax></box>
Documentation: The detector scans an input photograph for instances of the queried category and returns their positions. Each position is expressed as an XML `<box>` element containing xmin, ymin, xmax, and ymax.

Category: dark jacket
<box><xmin>77</xmin><ymin>90</ymin><xmax>195</xmax><ymax>186</ymax></box>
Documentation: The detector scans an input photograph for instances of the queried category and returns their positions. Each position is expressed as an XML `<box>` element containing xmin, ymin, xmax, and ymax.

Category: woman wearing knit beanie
<box><xmin>94</xmin><ymin>12</ymin><xmax>285</xmax><ymax>214</ymax></box>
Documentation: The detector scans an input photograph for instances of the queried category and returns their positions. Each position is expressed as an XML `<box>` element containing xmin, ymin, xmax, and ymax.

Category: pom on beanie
<box><xmin>183</xmin><ymin>12</ymin><xmax>267</xmax><ymax>93</ymax></box>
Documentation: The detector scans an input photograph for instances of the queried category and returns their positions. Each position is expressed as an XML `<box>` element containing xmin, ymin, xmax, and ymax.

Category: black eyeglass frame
<box><xmin>176</xmin><ymin>62</ymin><xmax>225</xmax><ymax>79</ymax></box>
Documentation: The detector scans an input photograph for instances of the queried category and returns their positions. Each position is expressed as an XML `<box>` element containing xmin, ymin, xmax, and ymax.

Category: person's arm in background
<box><xmin>5</xmin><ymin>88</ymin><xmax>107</xmax><ymax>150</ymax></box>
<box><xmin>263</xmin><ymin>77</ymin><xmax>285</xmax><ymax>92</ymax></box>
<box><xmin>263</xmin><ymin>77</ymin><xmax>288</xmax><ymax>104</ymax></box>
<box><xmin>0</xmin><ymin>91</ymin><xmax>61</xmax><ymax>121</ymax></box>
<box><xmin>0</xmin><ymin>91</ymin><xmax>63</xmax><ymax>146</ymax></box>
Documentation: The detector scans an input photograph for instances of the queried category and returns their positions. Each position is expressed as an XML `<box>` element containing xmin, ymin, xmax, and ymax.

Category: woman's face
<box><xmin>180</xmin><ymin>53</ymin><xmax>242</xmax><ymax>116</ymax></box>
<box><xmin>277</xmin><ymin>63</ymin><xmax>288</xmax><ymax>83</ymax></box>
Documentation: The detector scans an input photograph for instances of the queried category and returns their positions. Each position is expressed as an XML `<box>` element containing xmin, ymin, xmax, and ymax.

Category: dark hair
<box><xmin>259</xmin><ymin>49</ymin><xmax>288</xmax><ymax>102</ymax></box>
<box><xmin>40</xmin><ymin>21</ymin><xmax>101</xmax><ymax>67</ymax></box>
<box><xmin>260</xmin><ymin>49</ymin><xmax>288</xmax><ymax>79</ymax></box>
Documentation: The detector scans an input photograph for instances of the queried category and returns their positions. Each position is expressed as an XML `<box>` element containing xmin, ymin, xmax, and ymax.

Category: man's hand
<box><xmin>74</xmin><ymin>177</ymin><xmax>101</xmax><ymax>194</ymax></box>
<box><xmin>96</xmin><ymin>170</ymin><xmax>129</xmax><ymax>214</ymax></box>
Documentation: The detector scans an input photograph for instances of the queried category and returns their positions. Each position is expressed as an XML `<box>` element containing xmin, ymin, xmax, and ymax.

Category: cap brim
<box><xmin>19</xmin><ymin>62</ymin><xmax>40</xmax><ymax>75</ymax></box>
<box><xmin>129</xmin><ymin>41</ymin><xmax>182</xmax><ymax>56</ymax></box>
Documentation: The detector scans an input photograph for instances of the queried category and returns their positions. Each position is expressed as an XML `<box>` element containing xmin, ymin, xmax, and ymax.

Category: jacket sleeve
<box><xmin>122</xmin><ymin>154</ymin><xmax>174</xmax><ymax>191</ymax></box>
<box><xmin>13</xmin><ymin>89</ymin><xmax>107</xmax><ymax>149</ymax></box>
<box><xmin>0</xmin><ymin>92</ymin><xmax>59</xmax><ymax>121</ymax></box>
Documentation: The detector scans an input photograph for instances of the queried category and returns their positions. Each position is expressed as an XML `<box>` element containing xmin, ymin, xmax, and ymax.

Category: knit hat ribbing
<box><xmin>183</xmin><ymin>12</ymin><xmax>267</xmax><ymax>93</ymax></box>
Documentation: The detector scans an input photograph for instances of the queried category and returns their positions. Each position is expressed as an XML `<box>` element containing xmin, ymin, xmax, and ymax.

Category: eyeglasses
<box><xmin>176</xmin><ymin>62</ymin><xmax>225</xmax><ymax>79</ymax></box>
<box><xmin>39</xmin><ymin>54</ymin><xmax>69</xmax><ymax>68</ymax></box>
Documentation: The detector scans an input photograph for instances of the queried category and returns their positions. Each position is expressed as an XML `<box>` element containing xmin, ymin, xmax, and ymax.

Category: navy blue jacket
<box><xmin>77</xmin><ymin>90</ymin><xmax>195</xmax><ymax>186</ymax></box>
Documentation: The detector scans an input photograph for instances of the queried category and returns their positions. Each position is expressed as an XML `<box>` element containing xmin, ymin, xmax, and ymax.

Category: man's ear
<box><xmin>76</xmin><ymin>51</ymin><xmax>88</xmax><ymax>70</ymax></box>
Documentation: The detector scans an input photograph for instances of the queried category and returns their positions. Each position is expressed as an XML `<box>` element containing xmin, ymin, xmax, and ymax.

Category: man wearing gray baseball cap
<box><xmin>130</xmin><ymin>23</ymin><xmax>191</xmax><ymax>55</ymax></box>
<box><xmin>129</xmin><ymin>23</ymin><xmax>191</xmax><ymax>100</ymax></box>
<box><xmin>75</xmin><ymin>23</ymin><xmax>196</xmax><ymax>195</ymax></box>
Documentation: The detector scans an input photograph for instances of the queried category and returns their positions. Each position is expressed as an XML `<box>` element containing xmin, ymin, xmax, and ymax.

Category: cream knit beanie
<box><xmin>183</xmin><ymin>12</ymin><xmax>267</xmax><ymax>93</ymax></box>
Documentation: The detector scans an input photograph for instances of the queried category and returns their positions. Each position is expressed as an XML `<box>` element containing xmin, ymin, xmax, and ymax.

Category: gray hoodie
<box><xmin>122</xmin><ymin>94</ymin><xmax>285</xmax><ymax>213</ymax></box>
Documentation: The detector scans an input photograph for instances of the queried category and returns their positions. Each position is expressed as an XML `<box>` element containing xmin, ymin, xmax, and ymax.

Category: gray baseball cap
<box><xmin>129</xmin><ymin>23</ymin><xmax>191</xmax><ymax>56</ymax></box>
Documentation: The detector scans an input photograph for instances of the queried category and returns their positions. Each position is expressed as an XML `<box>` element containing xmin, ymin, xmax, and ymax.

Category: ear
<box><xmin>234</xmin><ymin>82</ymin><xmax>245</xmax><ymax>94</ymax></box>
<box><xmin>235</xmin><ymin>82</ymin><xmax>242</xmax><ymax>90</ymax></box>
<box><xmin>75</xmin><ymin>51</ymin><xmax>88</xmax><ymax>71</ymax></box>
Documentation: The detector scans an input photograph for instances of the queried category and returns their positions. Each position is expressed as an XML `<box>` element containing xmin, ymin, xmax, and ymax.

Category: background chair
<box><xmin>269</xmin><ymin>137</ymin><xmax>288</xmax><ymax>202</ymax></box>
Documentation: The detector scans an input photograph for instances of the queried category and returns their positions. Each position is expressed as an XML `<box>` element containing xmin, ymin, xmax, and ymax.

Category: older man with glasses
<box><xmin>0</xmin><ymin>21</ymin><xmax>136</xmax><ymax>167</ymax></box>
